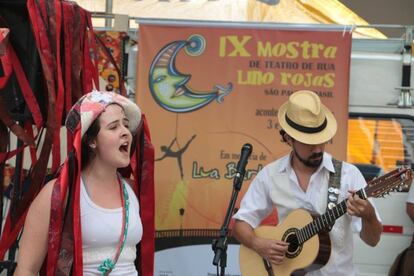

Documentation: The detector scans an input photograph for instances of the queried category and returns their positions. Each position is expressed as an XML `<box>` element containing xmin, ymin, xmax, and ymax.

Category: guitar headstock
<box><xmin>365</xmin><ymin>167</ymin><xmax>413</xmax><ymax>198</ymax></box>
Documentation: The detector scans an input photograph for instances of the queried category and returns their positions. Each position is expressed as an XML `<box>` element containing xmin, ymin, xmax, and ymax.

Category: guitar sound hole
<box><xmin>282</xmin><ymin>228</ymin><xmax>302</xmax><ymax>258</ymax></box>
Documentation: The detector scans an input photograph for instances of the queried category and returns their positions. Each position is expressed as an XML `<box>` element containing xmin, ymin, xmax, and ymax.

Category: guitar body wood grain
<box><xmin>239</xmin><ymin>209</ymin><xmax>331</xmax><ymax>276</ymax></box>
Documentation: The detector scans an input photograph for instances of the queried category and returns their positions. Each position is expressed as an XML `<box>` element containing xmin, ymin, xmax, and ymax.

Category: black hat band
<box><xmin>285</xmin><ymin>114</ymin><xmax>327</xmax><ymax>134</ymax></box>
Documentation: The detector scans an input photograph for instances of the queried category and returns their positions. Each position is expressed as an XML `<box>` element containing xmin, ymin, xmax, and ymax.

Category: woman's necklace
<box><xmin>97</xmin><ymin>174</ymin><xmax>130</xmax><ymax>275</ymax></box>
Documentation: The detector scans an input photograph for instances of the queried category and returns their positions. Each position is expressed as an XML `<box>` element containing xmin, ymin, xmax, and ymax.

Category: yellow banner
<box><xmin>137</xmin><ymin>23</ymin><xmax>351</xmax><ymax>231</ymax></box>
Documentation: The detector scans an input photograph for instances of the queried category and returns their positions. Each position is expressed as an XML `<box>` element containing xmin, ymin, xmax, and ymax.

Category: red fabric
<box><xmin>0</xmin><ymin>0</ymin><xmax>55</xmax><ymax>253</ymax></box>
<box><xmin>47</xmin><ymin>167</ymin><xmax>65</xmax><ymax>275</ymax></box>
<box><xmin>72</xmin><ymin>131</ymin><xmax>83</xmax><ymax>275</ymax></box>
<box><xmin>131</xmin><ymin>115</ymin><xmax>155</xmax><ymax>276</ymax></box>
<box><xmin>0</xmin><ymin>97</ymin><xmax>35</xmax><ymax>147</ymax></box>
<box><xmin>46</xmin><ymin>115</ymin><xmax>155</xmax><ymax>275</ymax></box>
<box><xmin>0</xmin><ymin>2</ymin><xmax>137</xmax><ymax>274</ymax></box>
<box><xmin>0</xmin><ymin>209</ymin><xmax>28</xmax><ymax>259</ymax></box>
<box><xmin>82</xmin><ymin>10</ymin><xmax>98</xmax><ymax>92</ymax></box>
<box><xmin>51</xmin><ymin>0</ymin><xmax>64</xmax><ymax>172</ymax></box>
<box><xmin>47</xmin><ymin>131</ymin><xmax>79</xmax><ymax>275</ymax></box>
<box><xmin>47</xmin><ymin>130</ymin><xmax>81</xmax><ymax>276</ymax></box>
<box><xmin>25</xmin><ymin>121</ymin><xmax>38</xmax><ymax>164</ymax></box>
<box><xmin>10</xmin><ymin>0</ymin><xmax>56</xmax><ymax>227</ymax></box>
<box><xmin>85</xmin><ymin>14</ymin><xmax>99</xmax><ymax>89</ymax></box>
<box><xmin>0</xmin><ymin>122</ymin><xmax>38</xmax><ymax>164</ymax></box>
<box><xmin>0</xmin><ymin>28</ymin><xmax>12</xmax><ymax>89</ymax></box>
<box><xmin>0</xmin><ymin>52</ymin><xmax>11</xmax><ymax>89</ymax></box>
<box><xmin>0</xmin><ymin>1</ymin><xmax>99</xmax><ymax>271</ymax></box>
<box><xmin>0</xmin><ymin>146</ymin><xmax>26</xmax><ymax>164</ymax></box>
<box><xmin>8</xmin><ymin>26</ymin><xmax>43</xmax><ymax>128</ymax></box>
<box><xmin>63</xmin><ymin>2</ymin><xmax>74</xmax><ymax>153</ymax></box>
<box><xmin>1</xmin><ymin>0</ymin><xmax>77</xmax><ymax>256</ymax></box>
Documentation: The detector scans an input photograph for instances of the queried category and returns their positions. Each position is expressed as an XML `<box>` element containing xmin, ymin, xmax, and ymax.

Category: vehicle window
<box><xmin>347</xmin><ymin>116</ymin><xmax>414</xmax><ymax>191</ymax></box>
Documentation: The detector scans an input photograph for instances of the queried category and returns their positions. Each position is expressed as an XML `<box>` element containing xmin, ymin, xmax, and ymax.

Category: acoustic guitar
<box><xmin>239</xmin><ymin>167</ymin><xmax>412</xmax><ymax>276</ymax></box>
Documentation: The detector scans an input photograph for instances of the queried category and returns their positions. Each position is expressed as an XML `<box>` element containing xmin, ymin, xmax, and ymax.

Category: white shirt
<box><xmin>233</xmin><ymin>152</ymin><xmax>380</xmax><ymax>276</ymax></box>
<box><xmin>407</xmin><ymin>182</ymin><xmax>414</xmax><ymax>203</ymax></box>
<box><xmin>81</xmin><ymin>178</ymin><xmax>143</xmax><ymax>275</ymax></box>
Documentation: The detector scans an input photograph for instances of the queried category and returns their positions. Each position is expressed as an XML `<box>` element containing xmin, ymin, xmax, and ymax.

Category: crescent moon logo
<box><xmin>148</xmin><ymin>34</ymin><xmax>233</xmax><ymax>113</ymax></box>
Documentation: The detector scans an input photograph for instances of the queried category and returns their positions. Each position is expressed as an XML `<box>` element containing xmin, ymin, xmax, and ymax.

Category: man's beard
<box><xmin>293</xmin><ymin>149</ymin><xmax>323</xmax><ymax>168</ymax></box>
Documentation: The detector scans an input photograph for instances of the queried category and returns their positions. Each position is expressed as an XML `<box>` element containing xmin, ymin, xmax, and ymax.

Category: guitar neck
<box><xmin>297</xmin><ymin>189</ymin><xmax>366</xmax><ymax>244</ymax></box>
<box><xmin>292</xmin><ymin>167</ymin><xmax>410</xmax><ymax>246</ymax></box>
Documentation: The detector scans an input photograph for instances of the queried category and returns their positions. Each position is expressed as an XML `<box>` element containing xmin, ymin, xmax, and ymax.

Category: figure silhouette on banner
<box><xmin>156</xmin><ymin>135</ymin><xmax>196</xmax><ymax>179</ymax></box>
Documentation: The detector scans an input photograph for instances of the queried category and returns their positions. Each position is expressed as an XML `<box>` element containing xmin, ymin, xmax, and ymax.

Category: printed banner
<box><xmin>95</xmin><ymin>30</ymin><xmax>128</xmax><ymax>92</ymax></box>
<box><xmin>137</xmin><ymin>22</ymin><xmax>352</xmax><ymax>276</ymax></box>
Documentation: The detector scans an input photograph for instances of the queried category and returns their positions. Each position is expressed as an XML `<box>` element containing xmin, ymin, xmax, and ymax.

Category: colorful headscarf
<box><xmin>65</xmin><ymin>90</ymin><xmax>142</xmax><ymax>137</ymax></box>
<box><xmin>46</xmin><ymin>90</ymin><xmax>154</xmax><ymax>276</ymax></box>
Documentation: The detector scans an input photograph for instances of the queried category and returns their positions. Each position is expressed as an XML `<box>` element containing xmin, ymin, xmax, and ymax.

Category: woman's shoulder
<box><xmin>26</xmin><ymin>178</ymin><xmax>58</xmax><ymax>219</ymax></box>
<box><xmin>37</xmin><ymin>178</ymin><xmax>57</xmax><ymax>202</ymax></box>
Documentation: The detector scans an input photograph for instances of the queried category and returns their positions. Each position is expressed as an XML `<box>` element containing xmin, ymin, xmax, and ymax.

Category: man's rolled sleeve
<box><xmin>233</xmin><ymin>168</ymin><xmax>273</xmax><ymax>228</ymax></box>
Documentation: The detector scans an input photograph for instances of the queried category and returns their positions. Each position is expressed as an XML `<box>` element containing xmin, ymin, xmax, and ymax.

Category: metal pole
<box><xmin>105</xmin><ymin>0</ymin><xmax>113</xmax><ymax>28</ymax></box>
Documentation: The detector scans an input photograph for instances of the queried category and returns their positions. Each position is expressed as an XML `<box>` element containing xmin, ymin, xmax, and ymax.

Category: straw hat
<box><xmin>65</xmin><ymin>90</ymin><xmax>142</xmax><ymax>137</ymax></box>
<box><xmin>277</xmin><ymin>90</ymin><xmax>337</xmax><ymax>145</ymax></box>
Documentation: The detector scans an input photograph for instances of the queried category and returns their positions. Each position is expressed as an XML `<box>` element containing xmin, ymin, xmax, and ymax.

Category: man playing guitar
<box><xmin>233</xmin><ymin>90</ymin><xmax>382</xmax><ymax>276</ymax></box>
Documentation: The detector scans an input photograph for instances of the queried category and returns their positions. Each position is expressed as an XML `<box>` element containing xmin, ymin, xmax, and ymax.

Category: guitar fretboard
<box><xmin>296</xmin><ymin>189</ymin><xmax>365</xmax><ymax>244</ymax></box>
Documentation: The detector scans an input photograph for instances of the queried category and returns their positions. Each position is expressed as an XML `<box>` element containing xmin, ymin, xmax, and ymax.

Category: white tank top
<box><xmin>80</xmin><ymin>178</ymin><xmax>143</xmax><ymax>275</ymax></box>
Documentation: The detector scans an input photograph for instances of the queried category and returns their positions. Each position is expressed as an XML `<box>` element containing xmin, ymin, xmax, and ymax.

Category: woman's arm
<box><xmin>14</xmin><ymin>179</ymin><xmax>56</xmax><ymax>276</ymax></box>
